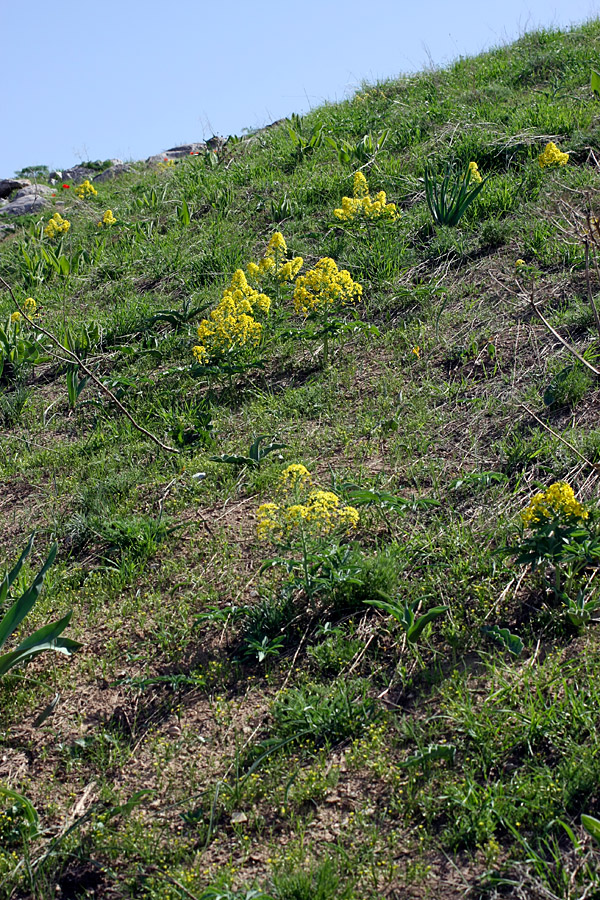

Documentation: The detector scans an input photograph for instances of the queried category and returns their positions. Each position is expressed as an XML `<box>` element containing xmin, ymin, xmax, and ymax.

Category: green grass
<box><xmin>2</xmin><ymin>18</ymin><xmax>600</xmax><ymax>900</ymax></box>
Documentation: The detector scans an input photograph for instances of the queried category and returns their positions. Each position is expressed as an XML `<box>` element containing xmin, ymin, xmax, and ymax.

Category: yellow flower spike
<box><xmin>44</xmin><ymin>212</ymin><xmax>71</xmax><ymax>239</ymax></box>
<box><xmin>75</xmin><ymin>179</ymin><xmax>98</xmax><ymax>199</ymax></box>
<box><xmin>293</xmin><ymin>258</ymin><xmax>362</xmax><ymax>316</ymax></box>
<box><xmin>521</xmin><ymin>482</ymin><xmax>587</xmax><ymax>528</ymax></box>
<box><xmin>280</xmin><ymin>464</ymin><xmax>312</xmax><ymax>490</ymax></box>
<box><xmin>278</xmin><ymin>257</ymin><xmax>304</xmax><ymax>282</ymax></box>
<box><xmin>258</xmin><ymin>257</ymin><xmax>275</xmax><ymax>275</ymax></box>
<box><xmin>335</xmin><ymin>171</ymin><xmax>397</xmax><ymax>222</ymax></box>
<box><xmin>353</xmin><ymin>171</ymin><xmax>369</xmax><ymax>199</ymax></box>
<box><xmin>265</xmin><ymin>232</ymin><xmax>288</xmax><ymax>259</ymax></box>
<box><xmin>538</xmin><ymin>141</ymin><xmax>569</xmax><ymax>168</ymax></box>
<box><xmin>468</xmin><ymin>161</ymin><xmax>483</xmax><ymax>183</ymax></box>
<box><xmin>98</xmin><ymin>209</ymin><xmax>117</xmax><ymax>227</ymax></box>
<box><xmin>516</xmin><ymin>259</ymin><xmax>525</xmax><ymax>267</ymax></box>
<box><xmin>10</xmin><ymin>311</ymin><xmax>21</xmax><ymax>323</ymax></box>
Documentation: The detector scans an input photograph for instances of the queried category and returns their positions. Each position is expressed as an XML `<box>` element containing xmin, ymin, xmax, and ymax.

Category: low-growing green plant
<box><xmin>148</xmin><ymin>296</ymin><xmax>208</xmax><ymax>330</ymax></box>
<box><xmin>510</xmin><ymin>482</ymin><xmax>598</xmax><ymax>600</ymax></box>
<box><xmin>0</xmin><ymin>536</ymin><xmax>81</xmax><ymax>680</ymax></box>
<box><xmin>0</xmin><ymin>384</ymin><xmax>31</xmax><ymax>427</ymax></box>
<box><xmin>269</xmin><ymin>193</ymin><xmax>295</xmax><ymax>223</ymax></box>
<box><xmin>210</xmin><ymin>434</ymin><xmax>287</xmax><ymax>470</ymax></box>
<box><xmin>244</xmin><ymin>634</ymin><xmax>285</xmax><ymax>665</ymax></box>
<box><xmin>271</xmin><ymin>678</ymin><xmax>379</xmax><ymax>748</ymax></box>
<box><xmin>327</xmin><ymin>130</ymin><xmax>389</xmax><ymax>166</ymax></box>
<box><xmin>287</xmin><ymin>115</ymin><xmax>323</xmax><ymax>161</ymax></box>
<box><xmin>563</xmin><ymin>588</ymin><xmax>600</xmax><ymax>628</ymax></box>
<box><xmin>365</xmin><ymin>592</ymin><xmax>448</xmax><ymax>645</ymax></box>
<box><xmin>0</xmin><ymin>310</ymin><xmax>42</xmax><ymax>384</ymax></box>
<box><xmin>543</xmin><ymin>363</ymin><xmax>594</xmax><ymax>408</ymax></box>
<box><xmin>424</xmin><ymin>159</ymin><xmax>488</xmax><ymax>226</ymax></box>
<box><xmin>65</xmin><ymin>364</ymin><xmax>89</xmax><ymax>409</ymax></box>
<box><xmin>481</xmin><ymin>624</ymin><xmax>524</xmax><ymax>656</ymax></box>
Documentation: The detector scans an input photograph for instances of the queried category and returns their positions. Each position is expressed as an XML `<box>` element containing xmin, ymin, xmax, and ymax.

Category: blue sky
<box><xmin>2</xmin><ymin>0</ymin><xmax>599</xmax><ymax>176</ymax></box>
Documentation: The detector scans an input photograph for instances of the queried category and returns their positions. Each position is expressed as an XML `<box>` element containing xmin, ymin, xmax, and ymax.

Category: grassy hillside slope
<box><xmin>2</xmin><ymin>20</ymin><xmax>600</xmax><ymax>899</ymax></box>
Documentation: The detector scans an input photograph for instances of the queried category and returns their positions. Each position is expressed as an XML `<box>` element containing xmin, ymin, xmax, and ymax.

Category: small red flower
<box><xmin>52</xmin><ymin>193</ymin><xmax>56</xmax><ymax>197</ymax></box>
<box><xmin>62</xmin><ymin>184</ymin><xmax>70</xmax><ymax>189</ymax></box>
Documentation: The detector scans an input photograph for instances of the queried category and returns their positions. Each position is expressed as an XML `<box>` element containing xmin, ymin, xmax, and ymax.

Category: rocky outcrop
<box><xmin>146</xmin><ymin>142</ymin><xmax>209</xmax><ymax>164</ymax></box>
<box><xmin>93</xmin><ymin>163</ymin><xmax>133</xmax><ymax>183</ymax></box>
<box><xmin>48</xmin><ymin>165</ymin><xmax>97</xmax><ymax>184</ymax></box>
<box><xmin>0</xmin><ymin>179</ymin><xmax>31</xmax><ymax>199</ymax></box>
<box><xmin>0</xmin><ymin>183</ymin><xmax>55</xmax><ymax>215</ymax></box>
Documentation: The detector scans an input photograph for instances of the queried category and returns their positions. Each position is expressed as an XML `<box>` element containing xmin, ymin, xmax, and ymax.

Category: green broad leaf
<box><xmin>582</xmin><ymin>813</ymin><xmax>600</xmax><ymax>843</ymax></box>
<box><xmin>407</xmin><ymin>606</ymin><xmax>449</xmax><ymax>643</ymax></box>
<box><xmin>0</xmin><ymin>544</ymin><xmax>57</xmax><ymax>650</ymax></box>
<box><xmin>592</xmin><ymin>69</ymin><xmax>600</xmax><ymax>97</ymax></box>
<box><xmin>0</xmin><ymin>786</ymin><xmax>39</xmax><ymax>833</ymax></box>
<box><xmin>0</xmin><ymin>636</ymin><xmax>81</xmax><ymax>677</ymax></box>
<box><xmin>209</xmin><ymin>453</ymin><xmax>257</xmax><ymax>468</ymax></box>
<box><xmin>33</xmin><ymin>692</ymin><xmax>61</xmax><ymax>727</ymax></box>
<box><xmin>0</xmin><ymin>533</ymin><xmax>34</xmax><ymax>607</ymax></box>
<box><xmin>400</xmin><ymin>744</ymin><xmax>456</xmax><ymax>768</ymax></box>
<box><xmin>258</xmin><ymin>557</ymin><xmax>294</xmax><ymax>575</ymax></box>
<box><xmin>13</xmin><ymin>611</ymin><xmax>78</xmax><ymax>654</ymax></box>
<box><xmin>104</xmin><ymin>789</ymin><xmax>154</xmax><ymax>821</ymax></box>
<box><xmin>481</xmin><ymin>624</ymin><xmax>524</xmax><ymax>656</ymax></box>
<box><xmin>450</xmin><ymin>471</ymin><xmax>507</xmax><ymax>490</ymax></box>
<box><xmin>178</xmin><ymin>198</ymin><xmax>191</xmax><ymax>226</ymax></box>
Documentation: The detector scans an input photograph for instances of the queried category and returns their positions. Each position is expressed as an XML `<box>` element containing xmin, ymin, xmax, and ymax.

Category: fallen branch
<box><xmin>0</xmin><ymin>275</ymin><xmax>180</xmax><ymax>455</ymax></box>
<box><xmin>525</xmin><ymin>277</ymin><xmax>600</xmax><ymax>377</ymax></box>
<box><xmin>520</xmin><ymin>403</ymin><xmax>600</xmax><ymax>473</ymax></box>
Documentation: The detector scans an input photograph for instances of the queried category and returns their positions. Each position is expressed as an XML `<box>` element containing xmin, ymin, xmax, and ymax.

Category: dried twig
<box><xmin>0</xmin><ymin>275</ymin><xmax>180</xmax><ymax>454</ymax></box>
<box><xmin>525</xmin><ymin>278</ymin><xmax>600</xmax><ymax>377</ymax></box>
<box><xmin>520</xmin><ymin>403</ymin><xmax>600</xmax><ymax>473</ymax></box>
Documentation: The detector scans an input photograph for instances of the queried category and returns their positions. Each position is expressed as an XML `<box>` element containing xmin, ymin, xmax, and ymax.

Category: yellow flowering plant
<box><xmin>538</xmin><ymin>142</ymin><xmax>569</xmax><ymax>168</ymax></box>
<box><xmin>510</xmin><ymin>482</ymin><xmax>600</xmax><ymax>606</ymax></box>
<box><xmin>191</xmin><ymin>232</ymin><xmax>303</xmax><ymax>379</ymax></box>
<box><xmin>257</xmin><ymin>465</ymin><xmax>361</xmax><ymax>604</ymax></box>
<box><xmin>75</xmin><ymin>179</ymin><xmax>98</xmax><ymax>199</ymax></box>
<box><xmin>0</xmin><ymin>299</ymin><xmax>42</xmax><ymax>383</ymax></box>
<box><xmin>334</xmin><ymin>171</ymin><xmax>397</xmax><ymax>223</ymax></box>
<box><xmin>293</xmin><ymin>257</ymin><xmax>363</xmax><ymax>366</ymax></box>
<box><xmin>44</xmin><ymin>213</ymin><xmax>71</xmax><ymax>240</ymax></box>
<box><xmin>98</xmin><ymin>210</ymin><xmax>117</xmax><ymax>227</ymax></box>
<box><xmin>192</xmin><ymin>267</ymin><xmax>272</xmax><ymax>374</ymax></box>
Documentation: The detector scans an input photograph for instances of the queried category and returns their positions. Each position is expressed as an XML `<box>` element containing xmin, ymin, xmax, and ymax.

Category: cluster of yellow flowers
<box><xmin>246</xmin><ymin>232</ymin><xmax>304</xmax><ymax>283</ymax></box>
<box><xmin>192</xmin><ymin>268</ymin><xmax>271</xmax><ymax>364</ymax></box>
<box><xmin>468</xmin><ymin>161</ymin><xmax>483</xmax><ymax>183</ymax></box>
<box><xmin>98</xmin><ymin>209</ymin><xmax>117</xmax><ymax>227</ymax></box>
<box><xmin>538</xmin><ymin>142</ymin><xmax>569</xmax><ymax>168</ymax></box>
<box><xmin>75</xmin><ymin>179</ymin><xmax>98</xmax><ymax>199</ymax></box>
<box><xmin>293</xmin><ymin>257</ymin><xmax>362</xmax><ymax>316</ymax></box>
<box><xmin>10</xmin><ymin>297</ymin><xmax>37</xmax><ymax>324</ymax></box>
<box><xmin>44</xmin><ymin>212</ymin><xmax>70</xmax><ymax>239</ymax></box>
<box><xmin>334</xmin><ymin>171</ymin><xmax>397</xmax><ymax>222</ymax></box>
<box><xmin>521</xmin><ymin>482</ymin><xmax>587</xmax><ymax>527</ymax></box>
<box><xmin>257</xmin><ymin>465</ymin><xmax>360</xmax><ymax>540</ymax></box>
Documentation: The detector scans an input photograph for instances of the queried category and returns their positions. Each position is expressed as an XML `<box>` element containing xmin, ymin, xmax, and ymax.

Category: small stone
<box><xmin>230</xmin><ymin>811</ymin><xmax>247</xmax><ymax>824</ymax></box>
